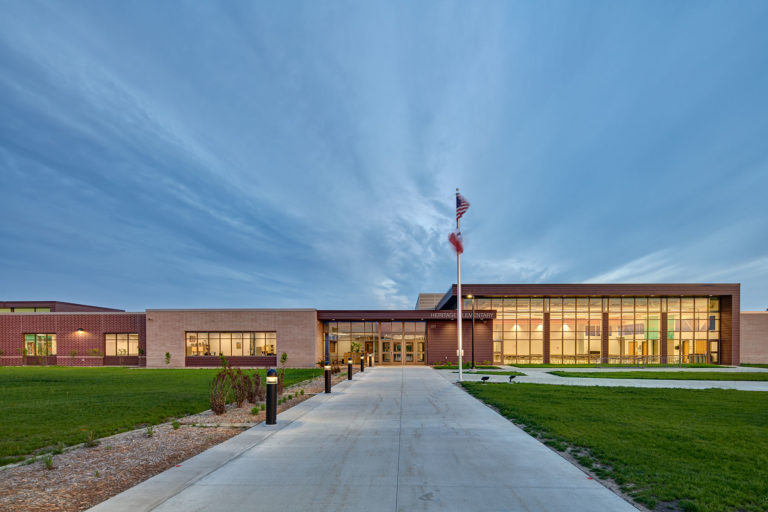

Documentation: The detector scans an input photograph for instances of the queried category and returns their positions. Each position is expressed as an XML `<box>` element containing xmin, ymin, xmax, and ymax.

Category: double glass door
<box><xmin>381</xmin><ymin>339</ymin><xmax>416</xmax><ymax>363</ymax></box>
<box><xmin>379</xmin><ymin>322</ymin><xmax>426</xmax><ymax>365</ymax></box>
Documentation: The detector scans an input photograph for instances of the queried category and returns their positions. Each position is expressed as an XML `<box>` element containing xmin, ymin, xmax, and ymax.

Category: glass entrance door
<box><xmin>378</xmin><ymin>321</ymin><xmax>426</xmax><ymax>365</ymax></box>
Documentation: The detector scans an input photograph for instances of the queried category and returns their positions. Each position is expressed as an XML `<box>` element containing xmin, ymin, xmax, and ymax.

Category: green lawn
<box><xmin>741</xmin><ymin>364</ymin><xmax>768</xmax><ymax>369</ymax></box>
<box><xmin>0</xmin><ymin>366</ymin><xmax>322</xmax><ymax>465</ymax></box>
<box><xmin>550</xmin><ymin>371</ymin><xmax>768</xmax><ymax>381</ymax></box>
<box><xmin>462</xmin><ymin>383</ymin><xmax>768</xmax><ymax>512</ymax></box>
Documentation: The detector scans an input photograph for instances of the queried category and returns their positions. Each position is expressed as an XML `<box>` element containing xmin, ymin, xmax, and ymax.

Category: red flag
<box><xmin>449</xmin><ymin>229</ymin><xmax>463</xmax><ymax>254</ymax></box>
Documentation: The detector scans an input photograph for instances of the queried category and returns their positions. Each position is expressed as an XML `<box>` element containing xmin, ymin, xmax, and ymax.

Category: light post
<box><xmin>324</xmin><ymin>365</ymin><xmax>332</xmax><ymax>393</ymax></box>
<box><xmin>347</xmin><ymin>358</ymin><xmax>353</xmax><ymax>380</ymax></box>
<box><xmin>360</xmin><ymin>354</ymin><xmax>365</xmax><ymax>372</ymax></box>
<box><xmin>266</xmin><ymin>368</ymin><xmax>278</xmax><ymax>425</ymax></box>
<box><xmin>468</xmin><ymin>295</ymin><xmax>475</xmax><ymax>369</ymax></box>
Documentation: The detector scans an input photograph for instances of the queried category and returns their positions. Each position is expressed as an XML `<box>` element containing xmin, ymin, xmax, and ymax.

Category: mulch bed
<box><xmin>0</xmin><ymin>370</ymin><xmax>353</xmax><ymax>512</ymax></box>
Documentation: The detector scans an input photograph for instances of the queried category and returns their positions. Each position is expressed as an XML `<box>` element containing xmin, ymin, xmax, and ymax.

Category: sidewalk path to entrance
<box><xmin>90</xmin><ymin>367</ymin><xmax>636</xmax><ymax>512</ymax></box>
<box><xmin>449</xmin><ymin>366</ymin><xmax>768</xmax><ymax>391</ymax></box>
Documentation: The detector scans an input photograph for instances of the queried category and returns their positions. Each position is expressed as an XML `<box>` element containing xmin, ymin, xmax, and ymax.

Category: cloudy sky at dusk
<box><xmin>1</xmin><ymin>1</ymin><xmax>767</xmax><ymax>312</ymax></box>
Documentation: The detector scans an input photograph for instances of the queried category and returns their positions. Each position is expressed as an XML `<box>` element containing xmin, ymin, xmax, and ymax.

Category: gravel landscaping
<box><xmin>0</xmin><ymin>370</ymin><xmax>352</xmax><ymax>512</ymax></box>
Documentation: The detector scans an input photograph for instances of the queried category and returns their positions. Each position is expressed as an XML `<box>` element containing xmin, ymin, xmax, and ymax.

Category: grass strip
<box><xmin>550</xmin><ymin>371</ymin><xmax>768</xmax><ymax>381</ymax></box>
<box><xmin>0</xmin><ymin>366</ymin><xmax>322</xmax><ymax>465</ymax></box>
<box><xmin>740</xmin><ymin>364</ymin><xmax>768</xmax><ymax>369</ymax></box>
<box><xmin>462</xmin><ymin>382</ymin><xmax>768</xmax><ymax>512</ymax></box>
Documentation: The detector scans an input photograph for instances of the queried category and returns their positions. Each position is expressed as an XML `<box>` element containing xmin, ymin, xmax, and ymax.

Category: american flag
<box><xmin>456</xmin><ymin>193</ymin><xmax>470</xmax><ymax>221</ymax></box>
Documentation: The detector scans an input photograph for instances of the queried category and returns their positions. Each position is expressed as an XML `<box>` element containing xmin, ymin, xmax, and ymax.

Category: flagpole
<box><xmin>456</xmin><ymin>189</ymin><xmax>463</xmax><ymax>382</ymax></box>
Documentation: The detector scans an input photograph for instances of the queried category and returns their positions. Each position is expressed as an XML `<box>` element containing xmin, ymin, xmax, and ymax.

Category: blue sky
<box><xmin>1</xmin><ymin>1</ymin><xmax>767</xmax><ymax>312</ymax></box>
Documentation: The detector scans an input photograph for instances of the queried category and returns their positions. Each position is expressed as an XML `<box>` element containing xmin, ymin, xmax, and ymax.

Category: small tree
<box><xmin>278</xmin><ymin>353</ymin><xmax>288</xmax><ymax>394</ymax></box>
<box><xmin>165</xmin><ymin>352</ymin><xmax>171</xmax><ymax>365</ymax></box>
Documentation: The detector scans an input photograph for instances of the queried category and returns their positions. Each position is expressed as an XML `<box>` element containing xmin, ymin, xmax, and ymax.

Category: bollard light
<box><xmin>266</xmin><ymin>368</ymin><xmax>278</xmax><ymax>425</ymax></box>
<box><xmin>360</xmin><ymin>354</ymin><xmax>365</xmax><ymax>372</ymax></box>
<box><xmin>324</xmin><ymin>365</ymin><xmax>332</xmax><ymax>393</ymax></box>
<box><xmin>347</xmin><ymin>358</ymin><xmax>353</xmax><ymax>380</ymax></box>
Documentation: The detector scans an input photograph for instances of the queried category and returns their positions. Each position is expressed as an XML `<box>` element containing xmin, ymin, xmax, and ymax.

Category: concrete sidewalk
<box><xmin>90</xmin><ymin>367</ymin><xmax>636</xmax><ymax>512</ymax></box>
<box><xmin>449</xmin><ymin>367</ymin><xmax>768</xmax><ymax>391</ymax></box>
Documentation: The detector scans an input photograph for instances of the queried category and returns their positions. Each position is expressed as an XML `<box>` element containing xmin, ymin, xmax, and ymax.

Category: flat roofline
<box><xmin>0</xmin><ymin>311</ymin><xmax>144</xmax><ymax>315</ymax></box>
<box><xmin>317</xmin><ymin>310</ymin><xmax>496</xmax><ymax>321</ymax></box>
<box><xmin>0</xmin><ymin>300</ymin><xmax>124</xmax><ymax>312</ymax></box>
<box><xmin>146</xmin><ymin>308</ymin><xmax>317</xmax><ymax>312</ymax></box>
<box><xmin>436</xmin><ymin>283</ymin><xmax>741</xmax><ymax>310</ymax></box>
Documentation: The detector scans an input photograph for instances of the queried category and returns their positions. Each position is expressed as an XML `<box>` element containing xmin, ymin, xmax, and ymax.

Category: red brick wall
<box><xmin>426</xmin><ymin>320</ymin><xmax>493</xmax><ymax>365</ymax></box>
<box><xmin>0</xmin><ymin>313</ymin><xmax>145</xmax><ymax>365</ymax></box>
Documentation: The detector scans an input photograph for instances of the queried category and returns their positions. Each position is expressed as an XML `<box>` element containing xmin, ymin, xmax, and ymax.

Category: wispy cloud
<box><xmin>1</xmin><ymin>2</ymin><xmax>767</xmax><ymax>311</ymax></box>
<box><xmin>584</xmin><ymin>251</ymin><xmax>683</xmax><ymax>283</ymax></box>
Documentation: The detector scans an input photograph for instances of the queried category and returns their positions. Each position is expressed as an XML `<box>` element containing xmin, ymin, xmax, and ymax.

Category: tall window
<box><xmin>185</xmin><ymin>332</ymin><xmax>276</xmax><ymax>357</ymax></box>
<box><xmin>105</xmin><ymin>333</ymin><xmax>139</xmax><ymax>356</ymax></box>
<box><xmin>667</xmin><ymin>297</ymin><xmax>716</xmax><ymax>363</ymax></box>
<box><xmin>23</xmin><ymin>334</ymin><xmax>56</xmax><ymax>356</ymax></box>
<box><xmin>481</xmin><ymin>297</ymin><xmax>545</xmax><ymax>365</ymax></box>
<box><xmin>606</xmin><ymin>297</ymin><xmax>662</xmax><ymax>363</ymax></box>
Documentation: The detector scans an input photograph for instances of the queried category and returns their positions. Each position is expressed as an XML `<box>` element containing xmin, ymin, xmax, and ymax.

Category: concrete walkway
<box><xmin>449</xmin><ymin>366</ymin><xmax>768</xmax><ymax>391</ymax></box>
<box><xmin>90</xmin><ymin>367</ymin><xmax>636</xmax><ymax>512</ymax></box>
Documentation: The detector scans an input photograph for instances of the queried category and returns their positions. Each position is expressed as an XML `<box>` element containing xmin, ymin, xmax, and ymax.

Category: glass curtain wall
<box><xmin>323</xmin><ymin>321</ymin><xmax>425</xmax><ymax>364</ymax></box>
<box><xmin>606</xmin><ymin>298</ymin><xmax>661</xmax><ymax>363</ymax></box>
<box><xmin>474</xmin><ymin>295</ymin><xmax>719</xmax><ymax>364</ymax></box>
<box><xmin>667</xmin><ymin>297</ymin><xmax>719</xmax><ymax>364</ymax></box>
<box><xmin>550</xmin><ymin>298</ymin><xmax>602</xmax><ymax>364</ymax></box>
<box><xmin>473</xmin><ymin>297</ymin><xmax>543</xmax><ymax>364</ymax></box>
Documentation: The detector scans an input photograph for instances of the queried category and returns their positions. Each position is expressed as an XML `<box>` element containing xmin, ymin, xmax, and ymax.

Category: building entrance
<box><xmin>379</xmin><ymin>321</ymin><xmax>425</xmax><ymax>365</ymax></box>
<box><xmin>322</xmin><ymin>320</ymin><xmax>427</xmax><ymax>366</ymax></box>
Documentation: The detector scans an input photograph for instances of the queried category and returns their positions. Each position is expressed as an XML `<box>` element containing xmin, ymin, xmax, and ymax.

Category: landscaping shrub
<box><xmin>84</xmin><ymin>430</ymin><xmax>99</xmax><ymax>448</ymax></box>
<box><xmin>232</xmin><ymin>369</ymin><xmax>249</xmax><ymax>408</ymax></box>
<box><xmin>251</xmin><ymin>372</ymin><xmax>265</xmax><ymax>402</ymax></box>
<box><xmin>209</xmin><ymin>370</ymin><xmax>231</xmax><ymax>415</ymax></box>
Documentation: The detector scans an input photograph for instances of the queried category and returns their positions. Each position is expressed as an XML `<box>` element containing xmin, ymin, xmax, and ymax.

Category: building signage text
<box><xmin>427</xmin><ymin>311</ymin><xmax>496</xmax><ymax>320</ymax></box>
